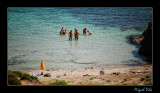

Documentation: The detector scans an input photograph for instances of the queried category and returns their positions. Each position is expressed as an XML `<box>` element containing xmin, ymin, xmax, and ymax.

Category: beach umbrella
<box><xmin>40</xmin><ymin>60</ymin><xmax>45</xmax><ymax>75</ymax></box>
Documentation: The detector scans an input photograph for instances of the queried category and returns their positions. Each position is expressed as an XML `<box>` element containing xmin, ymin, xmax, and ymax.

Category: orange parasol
<box><xmin>40</xmin><ymin>60</ymin><xmax>45</xmax><ymax>70</ymax></box>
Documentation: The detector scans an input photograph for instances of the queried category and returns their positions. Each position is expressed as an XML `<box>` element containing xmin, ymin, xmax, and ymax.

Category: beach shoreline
<box><xmin>19</xmin><ymin>64</ymin><xmax>152</xmax><ymax>85</ymax></box>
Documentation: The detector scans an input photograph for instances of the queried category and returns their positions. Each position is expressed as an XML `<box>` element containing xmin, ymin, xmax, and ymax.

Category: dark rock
<box><xmin>129</xmin><ymin>21</ymin><xmax>152</xmax><ymax>63</ymax></box>
<box><xmin>63</xmin><ymin>73</ymin><xmax>67</xmax><ymax>76</ymax></box>
<box><xmin>44</xmin><ymin>73</ymin><xmax>51</xmax><ymax>77</ymax></box>
<box><xmin>130</xmin><ymin>36</ymin><xmax>137</xmax><ymax>44</ymax></box>
<box><xmin>130</xmin><ymin>71</ymin><xmax>136</xmax><ymax>74</ymax></box>
<box><xmin>138</xmin><ymin>21</ymin><xmax>152</xmax><ymax>62</ymax></box>
<box><xmin>130</xmin><ymin>36</ymin><xmax>144</xmax><ymax>44</ymax></box>
<box><xmin>85</xmin><ymin>67</ymin><xmax>94</xmax><ymax>70</ymax></box>
<box><xmin>83</xmin><ymin>74</ymin><xmax>91</xmax><ymax>76</ymax></box>
<box><xmin>100</xmin><ymin>70</ymin><xmax>105</xmax><ymax>75</ymax></box>
<box><xmin>112</xmin><ymin>72</ymin><xmax>120</xmax><ymax>75</ymax></box>
<box><xmin>141</xmin><ymin>78</ymin><xmax>145</xmax><ymax>81</ymax></box>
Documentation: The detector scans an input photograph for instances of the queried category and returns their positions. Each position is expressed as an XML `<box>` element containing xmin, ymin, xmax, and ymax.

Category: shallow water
<box><xmin>8</xmin><ymin>8</ymin><xmax>152</xmax><ymax>70</ymax></box>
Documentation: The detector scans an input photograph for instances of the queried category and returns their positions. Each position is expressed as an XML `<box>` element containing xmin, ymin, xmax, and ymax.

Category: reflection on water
<box><xmin>68</xmin><ymin>39</ymin><xmax>79</xmax><ymax>47</ymax></box>
<box><xmin>83</xmin><ymin>34</ymin><xmax>87</xmax><ymax>36</ymax></box>
<box><xmin>74</xmin><ymin>40</ymin><xmax>79</xmax><ymax>46</ymax></box>
<box><xmin>60</xmin><ymin>35</ymin><xmax>67</xmax><ymax>37</ymax></box>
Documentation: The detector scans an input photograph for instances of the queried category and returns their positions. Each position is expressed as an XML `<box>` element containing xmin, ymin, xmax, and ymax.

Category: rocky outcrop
<box><xmin>130</xmin><ymin>21</ymin><xmax>152</xmax><ymax>63</ymax></box>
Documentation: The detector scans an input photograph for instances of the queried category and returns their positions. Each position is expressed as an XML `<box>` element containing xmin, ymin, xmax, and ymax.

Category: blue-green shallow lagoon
<box><xmin>8</xmin><ymin>8</ymin><xmax>152</xmax><ymax>70</ymax></box>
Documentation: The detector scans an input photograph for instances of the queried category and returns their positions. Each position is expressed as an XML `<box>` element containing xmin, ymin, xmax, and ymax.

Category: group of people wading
<box><xmin>60</xmin><ymin>27</ymin><xmax>91</xmax><ymax>40</ymax></box>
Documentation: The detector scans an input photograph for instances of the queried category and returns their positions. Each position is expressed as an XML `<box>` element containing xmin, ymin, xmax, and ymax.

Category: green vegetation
<box><xmin>106</xmin><ymin>79</ymin><xmax>111</xmax><ymax>82</ymax></box>
<box><xmin>90</xmin><ymin>76</ymin><xmax>97</xmax><ymax>80</ymax></box>
<box><xmin>124</xmin><ymin>77</ymin><xmax>132</xmax><ymax>81</ymax></box>
<box><xmin>140</xmin><ymin>74</ymin><xmax>152</xmax><ymax>85</ymax></box>
<box><xmin>145</xmin><ymin>81</ymin><xmax>152</xmax><ymax>85</ymax></box>
<box><xmin>8</xmin><ymin>76</ymin><xmax>22</xmax><ymax>85</ymax></box>
<box><xmin>31</xmin><ymin>76</ymin><xmax>39</xmax><ymax>81</ymax></box>
<box><xmin>115</xmin><ymin>74</ymin><xmax>152</xmax><ymax>85</ymax></box>
<box><xmin>12</xmin><ymin>71</ymin><xmax>23</xmax><ymax>77</ymax></box>
<box><xmin>8</xmin><ymin>70</ymin><xmax>39</xmax><ymax>85</ymax></box>
<box><xmin>20</xmin><ymin>73</ymin><xmax>39</xmax><ymax>82</ymax></box>
<box><xmin>145</xmin><ymin>74</ymin><xmax>151</xmax><ymax>78</ymax></box>
<box><xmin>145</xmin><ymin>74</ymin><xmax>152</xmax><ymax>82</ymax></box>
<box><xmin>120</xmin><ymin>77</ymin><xmax>132</xmax><ymax>84</ymax></box>
<box><xmin>8</xmin><ymin>70</ymin><xmax>22</xmax><ymax>85</ymax></box>
<box><xmin>20</xmin><ymin>73</ymin><xmax>32</xmax><ymax>80</ymax></box>
<box><xmin>49</xmin><ymin>80</ymin><xmax>68</xmax><ymax>85</ymax></box>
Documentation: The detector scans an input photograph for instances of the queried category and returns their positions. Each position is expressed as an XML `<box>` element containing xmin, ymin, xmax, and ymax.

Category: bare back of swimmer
<box><xmin>74</xmin><ymin>28</ymin><xmax>80</xmax><ymax>40</ymax></box>
<box><xmin>68</xmin><ymin>30</ymin><xmax>73</xmax><ymax>40</ymax></box>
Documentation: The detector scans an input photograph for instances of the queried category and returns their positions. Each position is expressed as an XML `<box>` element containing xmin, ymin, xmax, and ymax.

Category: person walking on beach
<box><xmin>74</xmin><ymin>28</ymin><xmax>80</xmax><ymax>40</ymax></box>
<box><xmin>68</xmin><ymin>30</ymin><xmax>73</xmax><ymax>40</ymax></box>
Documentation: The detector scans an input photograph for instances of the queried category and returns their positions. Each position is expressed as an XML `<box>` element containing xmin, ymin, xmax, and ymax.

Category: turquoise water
<box><xmin>8</xmin><ymin>8</ymin><xmax>152</xmax><ymax>70</ymax></box>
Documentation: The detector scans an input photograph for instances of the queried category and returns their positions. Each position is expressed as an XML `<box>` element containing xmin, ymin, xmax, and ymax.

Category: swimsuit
<box><xmin>75</xmin><ymin>32</ymin><xmax>79</xmax><ymax>38</ymax></box>
<box><xmin>60</xmin><ymin>32</ymin><xmax>63</xmax><ymax>35</ymax></box>
<box><xmin>69</xmin><ymin>32</ymin><xmax>73</xmax><ymax>37</ymax></box>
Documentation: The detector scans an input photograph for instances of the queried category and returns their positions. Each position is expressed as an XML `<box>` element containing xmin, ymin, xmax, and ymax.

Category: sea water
<box><xmin>8</xmin><ymin>8</ymin><xmax>152</xmax><ymax>70</ymax></box>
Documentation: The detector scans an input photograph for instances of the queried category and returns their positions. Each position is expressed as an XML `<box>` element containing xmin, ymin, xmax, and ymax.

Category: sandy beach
<box><xmin>21</xmin><ymin>64</ymin><xmax>152</xmax><ymax>85</ymax></box>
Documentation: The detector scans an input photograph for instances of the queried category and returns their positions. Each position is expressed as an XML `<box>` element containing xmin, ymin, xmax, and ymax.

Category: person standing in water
<box><xmin>60</xmin><ymin>27</ymin><xmax>67</xmax><ymax>34</ymax></box>
<box><xmin>68</xmin><ymin>30</ymin><xmax>73</xmax><ymax>40</ymax></box>
<box><xmin>74</xmin><ymin>28</ymin><xmax>80</xmax><ymax>40</ymax></box>
<box><xmin>83</xmin><ymin>28</ymin><xmax>87</xmax><ymax>34</ymax></box>
<box><xmin>63</xmin><ymin>29</ymin><xmax>67</xmax><ymax>34</ymax></box>
<box><xmin>60</xmin><ymin>27</ymin><xmax>63</xmax><ymax>35</ymax></box>
<box><xmin>87</xmin><ymin>30</ymin><xmax>92</xmax><ymax>35</ymax></box>
<box><xmin>60</xmin><ymin>30</ymin><xmax>63</xmax><ymax>35</ymax></box>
